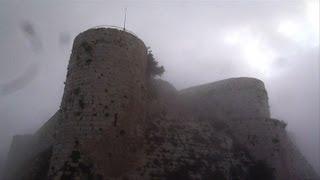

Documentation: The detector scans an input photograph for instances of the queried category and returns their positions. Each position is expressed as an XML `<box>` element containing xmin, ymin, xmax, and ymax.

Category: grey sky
<box><xmin>0</xmin><ymin>0</ymin><xmax>319</xmax><ymax>175</ymax></box>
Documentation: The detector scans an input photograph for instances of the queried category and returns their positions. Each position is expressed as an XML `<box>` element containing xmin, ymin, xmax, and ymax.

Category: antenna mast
<box><xmin>123</xmin><ymin>7</ymin><xmax>127</xmax><ymax>31</ymax></box>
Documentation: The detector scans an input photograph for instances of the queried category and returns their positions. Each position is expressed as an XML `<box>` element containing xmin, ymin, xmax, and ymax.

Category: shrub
<box><xmin>146</xmin><ymin>47</ymin><xmax>165</xmax><ymax>78</ymax></box>
<box><xmin>279</xmin><ymin>120</ymin><xmax>287</xmax><ymax>128</ymax></box>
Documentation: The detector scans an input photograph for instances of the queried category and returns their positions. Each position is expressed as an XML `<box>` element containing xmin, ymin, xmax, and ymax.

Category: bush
<box><xmin>146</xmin><ymin>47</ymin><xmax>165</xmax><ymax>78</ymax></box>
<box><xmin>270</xmin><ymin>118</ymin><xmax>287</xmax><ymax>129</ymax></box>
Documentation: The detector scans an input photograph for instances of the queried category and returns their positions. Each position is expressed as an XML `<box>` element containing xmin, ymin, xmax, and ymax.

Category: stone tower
<box><xmin>49</xmin><ymin>28</ymin><xmax>148</xmax><ymax>178</ymax></box>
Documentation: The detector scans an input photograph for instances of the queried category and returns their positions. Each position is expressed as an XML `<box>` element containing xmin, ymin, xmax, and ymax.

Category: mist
<box><xmin>0</xmin><ymin>0</ymin><xmax>319</xmax><ymax>177</ymax></box>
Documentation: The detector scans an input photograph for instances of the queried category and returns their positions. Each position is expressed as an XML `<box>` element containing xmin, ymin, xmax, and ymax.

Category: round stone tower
<box><xmin>49</xmin><ymin>28</ymin><xmax>148</xmax><ymax>179</ymax></box>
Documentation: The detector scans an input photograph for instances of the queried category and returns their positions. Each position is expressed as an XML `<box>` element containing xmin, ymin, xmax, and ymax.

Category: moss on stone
<box><xmin>70</xmin><ymin>150</ymin><xmax>81</xmax><ymax>163</ymax></box>
<box><xmin>272</xmin><ymin>137</ymin><xmax>279</xmax><ymax>144</ymax></box>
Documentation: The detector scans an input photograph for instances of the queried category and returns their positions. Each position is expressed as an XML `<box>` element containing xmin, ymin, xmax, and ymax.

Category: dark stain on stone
<box><xmin>74</xmin><ymin>111</ymin><xmax>81</xmax><ymax>116</ymax></box>
<box><xmin>272</xmin><ymin>137</ymin><xmax>279</xmax><ymax>144</ymax></box>
<box><xmin>74</xmin><ymin>87</ymin><xmax>81</xmax><ymax>95</ymax></box>
<box><xmin>114</xmin><ymin>113</ymin><xmax>118</xmax><ymax>126</ymax></box>
<box><xmin>70</xmin><ymin>150</ymin><xmax>81</xmax><ymax>163</ymax></box>
<box><xmin>79</xmin><ymin>98</ymin><xmax>85</xmax><ymax>109</ymax></box>
<box><xmin>120</xmin><ymin>130</ymin><xmax>126</xmax><ymax>136</ymax></box>
<box><xmin>86</xmin><ymin>59</ymin><xmax>92</xmax><ymax>66</ymax></box>
<box><xmin>81</xmin><ymin>41</ymin><xmax>93</xmax><ymax>55</ymax></box>
<box><xmin>74</xmin><ymin>139</ymin><xmax>80</xmax><ymax>146</ymax></box>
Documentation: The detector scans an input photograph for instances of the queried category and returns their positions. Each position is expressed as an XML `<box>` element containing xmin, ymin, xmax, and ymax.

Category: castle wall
<box><xmin>181</xmin><ymin>78</ymin><xmax>281</xmax><ymax>166</ymax></box>
<box><xmin>49</xmin><ymin>28</ymin><xmax>148</xmax><ymax>178</ymax></box>
<box><xmin>179</xmin><ymin>77</ymin><xmax>319</xmax><ymax>179</ymax></box>
<box><xmin>135</xmin><ymin>79</ymin><xmax>255</xmax><ymax>179</ymax></box>
<box><xmin>3</xmin><ymin>111</ymin><xmax>60</xmax><ymax>180</ymax></box>
<box><xmin>3</xmin><ymin>135</ymin><xmax>34</xmax><ymax>180</ymax></box>
<box><xmin>180</xmin><ymin>77</ymin><xmax>270</xmax><ymax>120</ymax></box>
<box><xmin>34</xmin><ymin>110</ymin><xmax>60</xmax><ymax>154</ymax></box>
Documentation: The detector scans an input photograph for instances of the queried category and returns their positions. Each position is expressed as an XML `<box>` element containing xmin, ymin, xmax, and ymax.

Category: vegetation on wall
<box><xmin>270</xmin><ymin>118</ymin><xmax>287</xmax><ymax>129</ymax></box>
<box><xmin>272</xmin><ymin>137</ymin><xmax>280</xmax><ymax>144</ymax></box>
<box><xmin>146</xmin><ymin>47</ymin><xmax>165</xmax><ymax>78</ymax></box>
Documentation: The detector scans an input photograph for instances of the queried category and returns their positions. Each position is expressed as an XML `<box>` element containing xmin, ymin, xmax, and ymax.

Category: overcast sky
<box><xmin>0</xmin><ymin>0</ymin><xmax>319</xmax><ymax>175</ymax></box>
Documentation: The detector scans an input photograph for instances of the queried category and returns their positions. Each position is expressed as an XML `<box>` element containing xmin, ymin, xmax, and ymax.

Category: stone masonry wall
<box><xmin>49</xmin><ymin>28</ymin><xmax>148</xmax><ymax>179</ymax></box>
<box><xmin>3</xmin><ymin>111</ymin><xmax>60</xmax><ymax>180</ymax></box>
<box><xmin>3</xmin><ymin>135</ymin><xmax>34</xmax><ymax>180</ymax></box>
<box><xmin>179</xmin><ymin>77</ymin><xmax>319</xmax><ymax>179</ymax></box>
<box><xmin>180</xmin><ymin>77</ymin><xmax>270</xmax><ymax>120</ymax></box>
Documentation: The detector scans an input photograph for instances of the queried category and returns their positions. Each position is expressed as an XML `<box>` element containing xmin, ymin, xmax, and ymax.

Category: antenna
<box><xmin>123</xmin><ymin>7</ymin><xmax>127</xmax><ymax>31</ymax></box>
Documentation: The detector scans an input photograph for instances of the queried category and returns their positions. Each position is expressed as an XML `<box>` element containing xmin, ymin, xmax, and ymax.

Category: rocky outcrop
<box><xmin>3</xmin><ymin>28</ymin><xmax>319</xmax><ymax>180</ymax></box>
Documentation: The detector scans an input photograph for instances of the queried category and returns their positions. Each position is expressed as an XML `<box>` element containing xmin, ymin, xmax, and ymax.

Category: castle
<box><xmin>3</xmin><ymin>28</ymin><xmax>319</xmax><ymax>180</ymax></box>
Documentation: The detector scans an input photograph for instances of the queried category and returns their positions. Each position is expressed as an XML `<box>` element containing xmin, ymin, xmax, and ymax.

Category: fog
<box><xmin>0</xmin><ymin>0</ymin><xmax>319</xmax><ymax>176</ymax></box>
